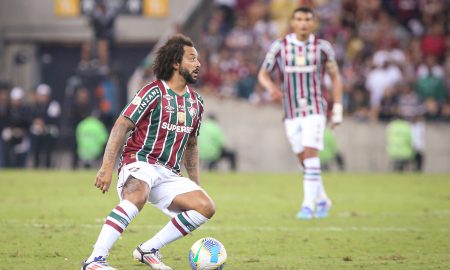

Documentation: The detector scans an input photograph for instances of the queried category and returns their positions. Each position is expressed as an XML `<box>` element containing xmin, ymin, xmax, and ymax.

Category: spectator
<box><xmin>365</xmin><ymin>59</ymin><xmax>402</xmax><ymax>120</ymax></box>
<box><xmin>415</xmin><ymin>60</ymin><xmax>447</xmax><ymax>119</ymax></box>
<box><xmin>386</xmin><ymin>117</ymin><xmax>414</xmax><ymax>172</ymax></box>
<box><xmin>76</xmin><ymin>115</ymin><xmax>108</xmax><ymax>169</ymax></box>
<box><xmin>396</xmin><ymin>82</ymin><xmax>425</xmax><ymax>121</ymax></box>
<box><xmin>2</xmin><ymin>87</ymin><xmax>30</xmax><ymax>168</ymax></box>
<box><xmin>411</xmin><ymin>116</ymin><xmax>426</xmax><ymax>172</ymax></box>
<box><xmin>235</xmin><ymin>63</ymin><xmax>258</xmax><ymax>100</ymax></box>
<box><xmin>30</xmin><ymin>84</ymin><xmax>61</xmax><ymax>168</ymax></box>
<box><xmin>0</xmin><ymin>87</ymin><xmax>10</xmax><ymax>167</ymax></box>
<box><xmin>199</xmin><ymin>114</ymin><xmax>237</xmax><ymax>171</ymax></box>
<box><xmin>70</xmin><ymin>87</ymin><xmax>92</xmax><ymax>169</ymax></box>
<box><xmin>80</xmin><ymin>0</ymin><xmax>123</xmax><ymax>72</ymax></box>
<box><xmin>319</xmin><ymin>127</ymin><xmax>345</xmax><ymax>171</ymax></box>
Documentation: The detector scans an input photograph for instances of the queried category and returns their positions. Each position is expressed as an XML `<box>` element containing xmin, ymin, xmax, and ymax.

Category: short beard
<box><xmin>180</xmin><ymin>66</ymin><xmax>197</xmax><ymax>84</ymax></box>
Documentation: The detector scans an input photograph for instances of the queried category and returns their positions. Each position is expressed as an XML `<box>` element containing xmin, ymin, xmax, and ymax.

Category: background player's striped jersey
<box><xmin>262</xmin><ymin>33</ymin><xmax>335</xmax><ymax>119</ymax></box>
<box><xmin>119</xmin><ymin>80</ymin><xmax>204</xmax><ymax>173</ymax></box>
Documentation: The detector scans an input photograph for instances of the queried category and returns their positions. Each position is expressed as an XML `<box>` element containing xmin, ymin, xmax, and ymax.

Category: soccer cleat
<box><xmin>315</xmin><ymin>200</ymin><xmax>332</xmax><ymax>218</ymax></box>
<box><xmin>296</xmin><ymin>207</ymin><xmax>314</xmax><ymax>220</ymax></box>
<box><xmin>81</xmin><ymin>256</ymin><xmax>117</xmax><ymax>270</ymax></box>
<box><xmin>133</xmin><ymin>245</ymin><xmax>172</xmax><ymax>270</ymax></box>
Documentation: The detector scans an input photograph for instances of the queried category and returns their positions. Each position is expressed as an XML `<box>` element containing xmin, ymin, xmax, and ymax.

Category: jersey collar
<box><xmin>162</xmin><ymin>80</ymin><xmax>190</xmax><ymax>98</ymax></box>
<box><xmin>287</xmin><ymin>33</ymin><xmax>315</xmax><ymax>46</ymax></box>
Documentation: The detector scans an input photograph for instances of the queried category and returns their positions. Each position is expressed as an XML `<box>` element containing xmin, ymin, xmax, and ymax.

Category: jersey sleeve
<box><xmin>320</xmin><ymin>40</ymin><xmax>336</xmax><ymax>63</ymax></box>
<box><xmin>261</xmin><ymin>39</ymin><xmax>282</xmax><ymax>72</ymax></box>
<box><xmin>121</xmin><ymin>84</ymin><xmax>160</xmax><ymax>125</ymax></box>
<box><xmin>191</xmin><ymin>94</ymin><xmax>204</xmax><ymax>137</ymax></box>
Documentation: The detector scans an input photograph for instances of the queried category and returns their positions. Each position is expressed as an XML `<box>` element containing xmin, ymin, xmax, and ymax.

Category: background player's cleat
<box><xmin>81</xmin><ymin>256</ymin><xmax>117</xmax><ymax>270</ymax></box>
<box><xmin>133</xmin><ymin>246</ymin><xmax>172</xmax><ymax>270</ymax></box>
<box><xmin>315</xmin><ymin>200</ymin><xmax>332</xmax><ymax>218</ymax></box>
<box><xmin>296</xmin><ymin>207</ymin><xmax>313</xmax><ymax>220</ymax></box>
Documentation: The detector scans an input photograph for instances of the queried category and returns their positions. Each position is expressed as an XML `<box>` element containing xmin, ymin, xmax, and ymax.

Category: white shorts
<box><xmin>284</xmin><ymin>114</ymin><xmax>326</xmax><ymax>154</ymax></box>
<box><xmin>117</xmin><ymin>161</ymin><xmax>203</xmax><ymax>217</ymax></box>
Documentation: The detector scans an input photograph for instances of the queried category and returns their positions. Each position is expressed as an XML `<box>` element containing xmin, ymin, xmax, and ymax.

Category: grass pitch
<box><xmin>0</xmin><ymin>171</ymin><xmax>449</xmax><ymax>269</ymax></box>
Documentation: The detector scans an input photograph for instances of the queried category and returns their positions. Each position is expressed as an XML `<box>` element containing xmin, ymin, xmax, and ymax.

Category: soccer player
<box><xmin>81</xmin><ymin>35</ymin><xmax>214</xmax><ymax>270</ymax></box>
<box><xmin>258</xmin><ymin>7</ymin><xmax>343</xmax><ymax>219</ymax></box>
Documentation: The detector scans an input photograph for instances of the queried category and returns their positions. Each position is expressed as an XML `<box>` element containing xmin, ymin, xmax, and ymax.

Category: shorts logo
<box><xmin>129</xmin><ymin>167</ymin><xmax>140</xmax><ymax>172</ymax></box>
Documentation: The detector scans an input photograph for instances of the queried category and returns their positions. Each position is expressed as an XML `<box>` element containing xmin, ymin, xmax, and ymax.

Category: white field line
<box><xmin>3</xmin><ymin>220</ymin><xmax>449</xmax><ymax>233</ymax></box>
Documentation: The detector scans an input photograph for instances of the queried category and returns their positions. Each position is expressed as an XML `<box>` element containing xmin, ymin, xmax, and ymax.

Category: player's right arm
<box><xmin>95</xmin><ymin>116</ymin><xmax>135</xmax><ymax>193</ymax></box>
<box><xmin>258</xmin><ymin>67</ymin><xmax>283</xmax><ymax>102</ymax></box>
<box><xmin>258</xmin><ymin>40</ymin><xmax>283</xmax><ymax>102</ymax></box>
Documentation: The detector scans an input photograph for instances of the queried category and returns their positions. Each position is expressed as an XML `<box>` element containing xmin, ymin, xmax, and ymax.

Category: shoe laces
<box><xmin>150</xmin><ymin>249</ymin><xmax>163</xmax><ymax>260</ymax></box>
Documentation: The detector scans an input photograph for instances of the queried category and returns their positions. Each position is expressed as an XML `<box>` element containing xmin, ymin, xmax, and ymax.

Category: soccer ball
<box><xmin>189</xmin><ymin>237</ymin><xmax>227</xmax><ymax>270</ymax></box>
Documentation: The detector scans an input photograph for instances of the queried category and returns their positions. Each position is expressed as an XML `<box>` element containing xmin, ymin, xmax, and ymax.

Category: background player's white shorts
<box><xmin>117</xmin><ymin>161</ymin><xmax>203</xmax><ymax>217</ymax></box>
<box><xmin>284</xmin><ymin>114</ymin><xmax>326</xmax><ymax>154</ymax></box>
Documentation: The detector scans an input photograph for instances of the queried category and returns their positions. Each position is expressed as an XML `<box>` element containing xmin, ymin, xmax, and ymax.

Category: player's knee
<box><xmin>196</xmin><ymin>198</ymin><xmax>215</xmax><ymax>219</ymax></box>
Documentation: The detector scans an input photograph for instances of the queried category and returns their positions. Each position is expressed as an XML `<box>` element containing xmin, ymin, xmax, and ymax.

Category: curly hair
<box><xmin>153</xmin><ymin>34</ymin><xmax>194</xmax><ymax>81</ymax></box>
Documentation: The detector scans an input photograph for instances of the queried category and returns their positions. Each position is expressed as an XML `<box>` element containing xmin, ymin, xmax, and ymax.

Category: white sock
<box><xmin>317</xmin><ymin>178</ymin><xmax>330</xmax><ymax>203</ymax></box>
<box><xmin>88</xmin><ymin>200</ymin><xmax>139</xmax><ymax>261</ymax></box>
<box><xmin>140</xmin><ymin>210</ymin><xmax>208</xmax><ymax>251</ymax></box>
<box><xmin>301</xmin><ymin>157</ymin><xmax>321</xmax><ymax>209</ymax></box>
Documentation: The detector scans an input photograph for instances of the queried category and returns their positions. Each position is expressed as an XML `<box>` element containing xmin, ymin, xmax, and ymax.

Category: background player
<box><xmin>81</xmin><ymin>34</ymin><xmax>214</xmax><ymax>270</ymax></box>
<box><xmin>258</xmin><ymin>6</ymin><xmax>343</xmax><ymax>220</ymax></box>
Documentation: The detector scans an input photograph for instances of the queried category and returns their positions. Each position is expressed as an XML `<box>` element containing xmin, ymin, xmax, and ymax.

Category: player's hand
<box><xmin>95</xmin><ymin>167</ymin><xmax>113</xmax><ymax>194</ymax></box>
<box><xmin>331</xmin><ymin>103</ymin><xmax>343</xmax><ymax>129</ymax></box>
<box><xmin>269</xmin><ymin>87</ymin><xmax>283</xmax><ymax>102</ymax></box>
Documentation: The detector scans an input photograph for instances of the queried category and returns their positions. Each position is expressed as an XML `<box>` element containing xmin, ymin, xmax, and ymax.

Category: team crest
<box><xmin>178</xmin><ymin>112</ymin><xmax>186</xmax><ymax>123</ymax></box>
<box><xmin>131</xmin><ymin>96</ymin><xmax>141</xmax><ymax>105</ymax></box>
<box><xmin>187</xmin><ymin>98</ymin><xmax>195</xmax><ymax>105</ymax></box>
<box><xmin>188</xmin><ymin>107</ymin><xmax>197</xmax><ymax>117</ymax></box>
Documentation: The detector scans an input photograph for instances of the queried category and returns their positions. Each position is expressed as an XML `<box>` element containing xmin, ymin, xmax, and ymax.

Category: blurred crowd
<box><xmin>1</xmin><ymin>0</ymin><xmax>449</xmax><ymax>170</ymax></box>
<box><xmin>139</xmin><ymin>0</ymin><xmax>450</xmax><ymax>122</ymax></box>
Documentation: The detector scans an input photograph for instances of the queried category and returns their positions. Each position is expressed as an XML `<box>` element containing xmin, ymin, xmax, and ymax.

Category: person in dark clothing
<box><xmin>0</xmin><ymin>87</ymin><xmax>10</xmax><ymax>167</ymax></box>
<box><xmin>70</xmin><ymin>87</ymin><xmax>92</xmax><ymax>169</ymax></box>
<box><xmin>2</xmin><ymin>87</ymin><xmax>30</xmax><ymax>168</ymax></box>
<box><xmin>30</xmin><ymin>84</ymin><xmax>61</xmax><ymax>168</ymax></box>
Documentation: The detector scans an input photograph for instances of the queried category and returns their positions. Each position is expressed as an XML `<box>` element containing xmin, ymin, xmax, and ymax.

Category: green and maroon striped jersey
<box><xmin>119</xmin><ymin>80</ymin><xmax>204</xmax><ymax>173</ymax></box>
<box><xmin>262</xmin><ymin>33</ymin><xmax>335</xmax><ymax>119</ymax></box>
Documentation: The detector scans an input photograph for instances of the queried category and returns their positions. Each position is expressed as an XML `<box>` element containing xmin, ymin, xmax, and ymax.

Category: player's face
<box><xmin>291</xmin><ymin>11</ymin><xmax>314</xmax><ymax>37</ymax></box>
<box><xmin>179</xmin><ymin>46</ymin><xmax>201</xmax><ymax>84</ymax></box>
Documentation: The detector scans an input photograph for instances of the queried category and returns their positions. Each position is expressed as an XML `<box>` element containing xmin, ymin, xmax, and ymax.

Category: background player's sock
<box><xmin>301</xmin><ymin>157</ymin><xmax>322</xmax><ymax>209</ymax></box>
<box><xmin>317</xmin><ymin>178</ymin><xmax>330</xmax><ymax>203</ymax></box>
<box><xmin>140</xmin><ymin>210</ymin><xmax>208</xmax><ymax>251</ymax></box>
<box><xmin>87</xmin><ymin>200</ymin><xmax>139</xmax><ymax>261</ymax></box>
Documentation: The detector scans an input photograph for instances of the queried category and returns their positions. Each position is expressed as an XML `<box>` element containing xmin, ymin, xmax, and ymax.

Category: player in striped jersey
<box><xmin>81</xmin><ymin>35</ymin><xmax>214</xmax><ymax>270</ymax></box>
<box><xmin>258</xmin><ymin>7</ymin><xmax>343</xmax><ymax>220</ymax></box>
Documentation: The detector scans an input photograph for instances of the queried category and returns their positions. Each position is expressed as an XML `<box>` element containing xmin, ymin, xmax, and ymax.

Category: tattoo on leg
<box><xmin>123</xmin><ymin>176</ymin><xmax>149</xmax><ymax>196</ymax></box>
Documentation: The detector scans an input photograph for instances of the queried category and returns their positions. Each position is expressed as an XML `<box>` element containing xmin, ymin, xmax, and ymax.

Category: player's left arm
<box><xmin>327</xmin><ymin>60</ymin><xmax>344</xmax><ymax>127</ymax></box>
<box><xmin>184</xmin><ymin>136</ymin><xmax>200</xmax><ymax>185</ymax></box>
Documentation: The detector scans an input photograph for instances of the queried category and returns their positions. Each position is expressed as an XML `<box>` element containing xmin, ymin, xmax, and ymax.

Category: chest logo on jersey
<box><xmin>161</xmin><ymin>121</ymin><xmax>193</xmax><ymax>134</ymax></box>
<box><xmin>163</xmin><ymin>94</ymin><xmax>173</xmax><ymax>101</ymax></box>
<box><xmin>164</xmin><ymin>105</ymin><xmax>175</xmax><ymax>113</ymax></box>
<box><xmin>187</xmin><ymin>97</ymin><xmax>195</xmax><ymax>105</ymax></box>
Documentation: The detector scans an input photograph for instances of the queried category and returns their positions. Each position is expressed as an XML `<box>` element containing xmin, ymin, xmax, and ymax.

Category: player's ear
<box><xmin>173</xmin><ymin>62</ymin><xmax>180</xmax><ymax>71</ymax></box>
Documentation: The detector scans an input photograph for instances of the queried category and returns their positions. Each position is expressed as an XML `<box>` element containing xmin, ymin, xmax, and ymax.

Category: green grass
<box><xmin>0</xmin><ymin>171</ymin><xmax>449</xmax><ymax>269</ymax></box>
